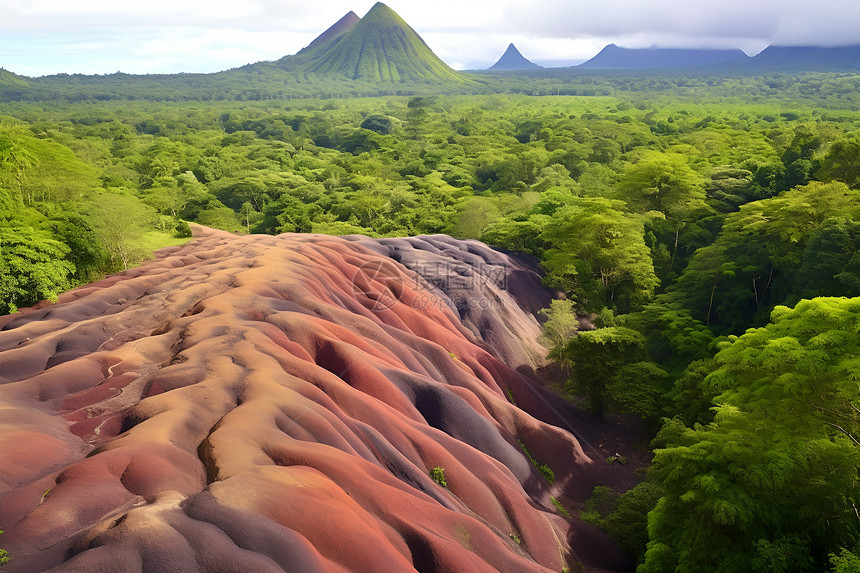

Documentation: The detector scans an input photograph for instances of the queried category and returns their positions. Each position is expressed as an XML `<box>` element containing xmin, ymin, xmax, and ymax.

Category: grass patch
<box><xmin>137</xmin><ymin>230</ymin><xmax>193</xmax><ymax>254</ymax></box>
<box><xmin>551</xmin><ymin>496</ymin><xmax>572</xmax><ymax>518</ymax></box>
<box><xmin>519</xmin><ymin>440</ymin><xmax>555</xmax><ymax>484</ymax></box>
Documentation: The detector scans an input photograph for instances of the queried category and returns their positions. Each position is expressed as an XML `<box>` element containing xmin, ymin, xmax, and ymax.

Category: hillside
<box><xmin>299</xmin><ymin>3</ymin><xmax>467</xmax><ymax>83</ymax></box>
<box><xmin>489</xmin><ymin>44</ymin><xmax>542</xmax><ymax>71</ymax></box>
<box><xmin>0</xmin><ymin>68</ymin><xmax>28</xmax><ymax>88</ymax></box>
<box><xmin>0</xmin><ymin>229</ymin><xmax>632</xmax><ymax>572</ymax></box>
<box><xmin>580</xmin><ymin>43</ymin><xmax>749</xmax><ymax>68</ymax></box>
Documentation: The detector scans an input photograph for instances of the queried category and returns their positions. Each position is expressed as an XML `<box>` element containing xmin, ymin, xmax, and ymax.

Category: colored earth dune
<box><xmin>0</xmin><ymin>228</ymin><xmax>630</xmax><ymax>572</ymax></box>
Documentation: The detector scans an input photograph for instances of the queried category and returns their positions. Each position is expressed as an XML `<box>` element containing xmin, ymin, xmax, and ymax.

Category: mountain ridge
<box><xmin>580</xmin><ymin>43</ymin><xmax>750</xmax><ymax>69</ymax></box>
<box><xmin>0</xmin><ymin>67</ymin><xmax>28</xmax><ymax>87</ymax></box>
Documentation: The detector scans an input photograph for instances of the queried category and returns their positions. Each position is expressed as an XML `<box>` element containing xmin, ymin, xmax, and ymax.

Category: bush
<box><xmin>430</xmin><ymin>466</ymin><xmax>448</xmax><ymax>488</ymax></box>
<box><xmin>538</xmin><ymin>463</ymin><xmax>555</xmax><ymax>484</ymax></box>
<box><xmin>0</xmin><ymin>529</ymin><xmax>9</xmax><ymax>567</ymax></box>
<box><xmin>174</xmin><ymin>219</ymin><xmax>192</xmax><ymax>238</ymax></box>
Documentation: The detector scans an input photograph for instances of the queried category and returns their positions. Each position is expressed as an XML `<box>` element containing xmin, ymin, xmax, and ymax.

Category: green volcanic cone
<box><xmin>303</xmin><ymin>3</ymin><xmax>466</xmax><ymax>83</ymax></box>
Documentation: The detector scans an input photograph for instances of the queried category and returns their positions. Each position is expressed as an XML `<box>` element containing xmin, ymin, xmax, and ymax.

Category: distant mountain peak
<box><xmin>489</xmin><ymin>44</ymin><xmax>542</xmax><ymax>71</ymax></box>
<box><xmin>299</xmin><ymin>11</ymin><xmax>361</xmax><ymax>54</ymax></box>
<box><xmin>365</xmin><ymin>2</ymin><xmax>400</xmax><ymax>19</ymax></box>
<box><xmin>299</xmin><ymin>2</ymin><xmax>465</xmax><ymax>83</ymax></box>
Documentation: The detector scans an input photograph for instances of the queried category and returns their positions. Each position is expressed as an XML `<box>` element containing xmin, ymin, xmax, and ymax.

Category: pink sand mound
<box><xmin>0</xmin><ymin>229</ymin><xmax>629</xmax><ymax>572</ymax></box>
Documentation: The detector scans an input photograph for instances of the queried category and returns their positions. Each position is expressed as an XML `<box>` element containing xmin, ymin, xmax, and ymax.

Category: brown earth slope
<box><xmin>0</xmin><ymin>229</ymin><xmax>630</xmax><ymax>572</ymax></box>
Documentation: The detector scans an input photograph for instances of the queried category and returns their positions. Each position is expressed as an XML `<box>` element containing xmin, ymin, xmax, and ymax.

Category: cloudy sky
<box><xmin>1</xmin><ymin>0</ymin><xmax>858</xmax><ymax>76</ymax></box>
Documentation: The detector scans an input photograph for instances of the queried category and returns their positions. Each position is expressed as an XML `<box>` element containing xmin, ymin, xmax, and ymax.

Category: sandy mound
<box><xmin>0</xmin><ymin>229</ymin><xmax>629</xmax><ymax>572</ymax></box>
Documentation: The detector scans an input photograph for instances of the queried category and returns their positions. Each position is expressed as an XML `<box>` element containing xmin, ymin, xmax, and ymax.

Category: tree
<box><xmin>480</xmin><ymin>216</ymin><xmax>548</xmax><ymax>257</ymax></box>
<box><xmin>642</xmin><ymin>297</ymin><xmax>860</xmax><ymax>572</ymax></box>
<box><xmin>449</xmin><ymin>196</ymin><xmax>503</xmax><ymax>239</ymax></box>
<box><xmin>538</xmin><ymin>299</ymin><xmax>579</xmax><ymax>359</ymax></box>
<box><xmin>560</xmin><ymin>326</ymin><xmax>666</xmax><ymax>417</ymax></box>
<box><xmin>541</xmin><ymin>198</ymin><xmax>658</xmax><ymax>312</ymax></box>
<box><xmin>360</xmin><ymin>114</ymin><xmax>399</xmax><ymax>135</ymax></box>
<box><xmin>780</xmin><ymin>124</ymin><xmax>822</xmax><ymax>190</ymax></box>
<box><xmin>830</xmin><ymin>549</ymin><xmax>860</xmax><ymax>573</ymax></box>
<box><xmin>581</xmin><ymin>482</ymin><xmax>664</xmax><ymax>564</ymax></box>
<box><xmin>84</xmin><ymin>192</ymin><xmax>156</xmax><ymax>271</ymax></box>
<box><xmin>48</xmin><ymin>211</ymin><xmax>107</xmax><ymax>283</ymax></box>
<box><xmin>0</xmin><ymin>225</ymin><xmax>75</xmax><ymax>314</ymax></box>
<box><xmin>0</xmin><ymin>133</ymin><xmax>35</xmax><ymax>204</ymax></box>
<box><xmin>616</xmin><ymin>151</ymin><xmax>710</xmax><ymax>280</ymax></box>
<box><xmin>195</xmin><ymin>206</ymin><xmax>243</xmax><ymax>233</ymax></box>
<box><xmin>616</xmin><ymin>151</ymin><xmax>707</xmax><ymax>221</ymax></box>
<box><xmin>666</xmin><ymin>181</ymin><xmax>860</xmax><ymax>331</ymax></box>
<box><xmin>791</xmin><ymin>217</ymin><xmax>860</xmax><ymax>302</ymax></box>
<box><xmin>817</xmin><ymin>138</ymin><xmax>860</xmax><ymax>189</ymax></box>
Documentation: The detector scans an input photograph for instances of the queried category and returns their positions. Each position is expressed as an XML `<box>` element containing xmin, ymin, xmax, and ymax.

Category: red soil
<box><xmin>0</xmin><ymin>228</ymin><xmax>631</xmax><ymax>572</ymax></box>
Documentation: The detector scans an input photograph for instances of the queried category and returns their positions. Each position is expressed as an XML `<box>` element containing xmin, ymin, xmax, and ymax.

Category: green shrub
<box><xmin>174</xmin><ymin>219</ymin><xmax>193</xmax><ymax>238</ymax></box>
<box><xmin>830</xmin><ymin>549</ymin><xmax>860</xmax><ymax>573</ymax></box>
<box><xmin>430</xmin><ymin>466</ymin><xmax>448</xmax><ymax>488</ymax></box>
<box><xmin>579</xmin><ymin>483</ymin><xmax>662</xmax><ymax>565</ymax></box>
<box><xmin>581</xmin><ymin>485</ymin><xmax>617</xmax><ymax>525</ymax></box>
<box><xmin>539</xmin><ymin>464</ymin><xmax>555</xmax><ymax>484</ymax></box>
<box><xmin>0</xmin><ymin>529</ymin><xmax>9</xmax><ymax>567</ymax></box>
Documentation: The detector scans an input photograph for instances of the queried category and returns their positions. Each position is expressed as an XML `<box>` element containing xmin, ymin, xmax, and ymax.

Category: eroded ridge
<box><xmin>0</xmin><ymin>230</ymin><xmax>627</xmax><ymax>572</ymax></box>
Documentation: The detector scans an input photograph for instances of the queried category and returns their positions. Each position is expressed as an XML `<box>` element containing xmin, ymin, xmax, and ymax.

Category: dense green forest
<box><xmin>1</xmin><ymin>72</ymin><xmax>859</xmax><ymax>571</ymax></box>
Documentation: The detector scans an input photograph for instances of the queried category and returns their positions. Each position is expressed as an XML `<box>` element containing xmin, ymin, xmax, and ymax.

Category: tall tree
<box><xmin>817</xmin><ymin>138</ymin><xmax>860</xmax><ymax>189</ymax></box>
<box><xmin>560</xmin><ymin>325</ymin><xmax>667</xmax><ymax>417</ymax></box>
<box><xmin>616</xmin><ymin>151</ymin><xmax>708</xmax><ymax>221</ymax></box>
<box><xmin>84</xmin><ymin>192</ymin><xmax>156</xmax><ymax>271</ymax></box>
<box><xmin>0</xmin><ymin>225</ymin><xmax>74</xmax><ymax>313</ymax></box>
<box><xmin>643</xmin><ymin>297</ymin><xmax>860</xmax><ymax>572</ymax></box>
<box><xmin>541</xmin><ymin>197</ymin><xmax>658</xmax><ymax>312</ymax></box>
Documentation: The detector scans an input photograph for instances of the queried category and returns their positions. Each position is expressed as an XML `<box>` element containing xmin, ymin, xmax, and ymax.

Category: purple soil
<box><xmin>0</xmin><ymin>228</ymin><xmax>632</xmax><ymax>572</ymax></box>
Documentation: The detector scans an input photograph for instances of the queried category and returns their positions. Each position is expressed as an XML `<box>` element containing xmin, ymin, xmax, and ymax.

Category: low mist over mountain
<box><xmin>576</xmin><ymin>42</ymin><xmax>860</xmax><ymax>72</ymax></box>
<box><xmin>746</xmin><ymin>45</ymin><xmax>860</xmax><ymax>71</ymax></box>
<box><xmin>580</xmin><ymin>44</ymin><xmax>749</xmax><ymax>69</ymax></box>
<box><xmin>489</xmin><ymin>44</ymin><xmax>542</xmax><ymax>71</ymax></box>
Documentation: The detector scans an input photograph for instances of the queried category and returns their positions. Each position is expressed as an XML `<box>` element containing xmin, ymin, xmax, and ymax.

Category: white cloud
<box><xmin>0</xmin><ymin>0</ymin><xmax>858</xmax><ymax>76</ymax></box>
